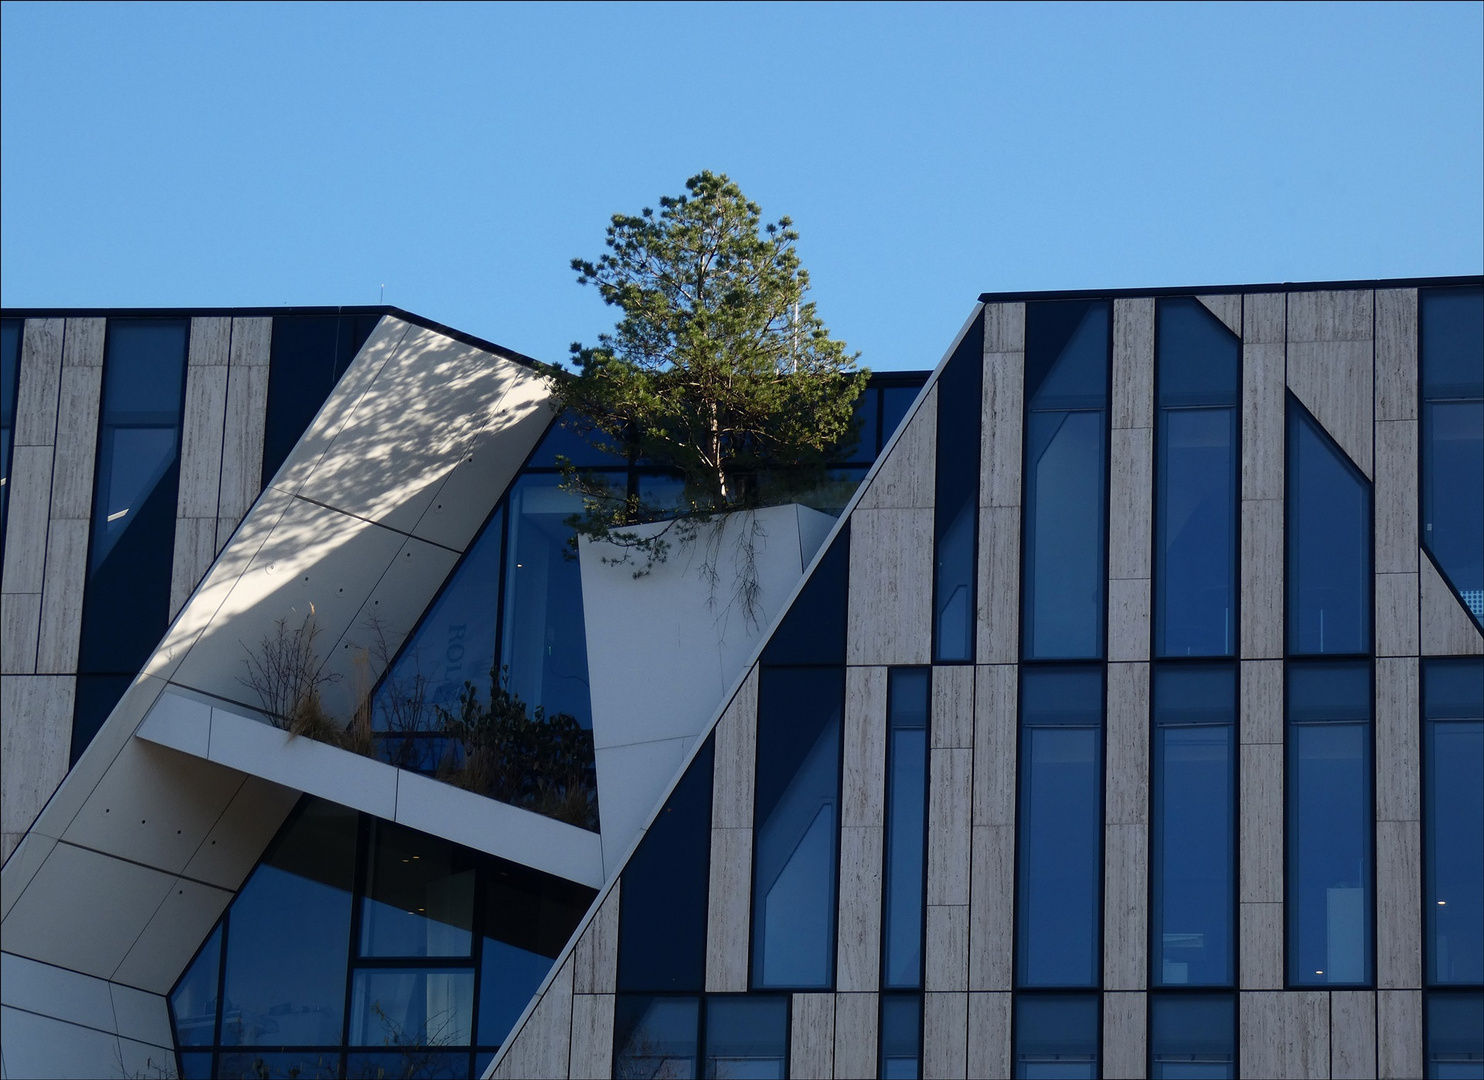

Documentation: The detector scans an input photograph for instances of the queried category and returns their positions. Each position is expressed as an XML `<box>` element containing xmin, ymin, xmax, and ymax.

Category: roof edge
<box><xmin>977</xmin><ymin>273</ymin><xmax>1484</xmax><ymax>304</ymax></box>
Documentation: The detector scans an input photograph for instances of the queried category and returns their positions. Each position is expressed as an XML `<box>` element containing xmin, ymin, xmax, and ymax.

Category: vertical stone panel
<box><xmin>922</xmin><ymin>991</ymin><xmax>968</xmax><ymax>1080</ymax></box>
<box><xmin>1240</xmin><ymin>743</ymin><xmax>1283</xmax><ymax>905</ymax></box>
<box><xmin>572</xmin><ymin>883</ymin><xmax>619</xmax><ymax>994</ymax></box>
<box><xmin>492</xmin><ymin>954</ymin><xmax>572</xmax><ymax>1079</ymax></box>
<box><xmin>1374</xmin><ymin>657</ymin><xmax>1420</xmax><ymax>824</ymax></box>
<box><xmin>972</xmin><ymin>664</ymin><xmax>1016</xmax><ymax>827</ymax></box>
<box><xmin>975</xmin><ymin>505</ymin><xmax>1020</xmax><ymax>664</ymax></box>
<box><xmin>46</xmin><ymin>364</ymin><xmax>103</xmax><ymax>520</ymax></box>
<box><xmin>712</xmin><ymin>667</ymin><xmax>757</xmax><ymax>830</ymax></box>
<box><xmin>168</xmin><ymin>516</ymin><xmax>218</xmax><ymax>619</ymax></box>
<box><xmin>980</xmin><ymin>347</ymin><xmax>1024</xmax><ymax>511</ymax></box>
<box><xmin>1375</xmin><ymin>820</ymin><xmax>1421</xmax><ymax>990</ymax></box>
<box><xmin>1108</xmin><ymin>430</ymin><xmax>1153</xmax><ymax>662</ymax></box>
<box><xmin>176</xmin><ymin>359</ymin><xmax>228</xmax><ymax>520</ymax></box>
<box><xmin>1373</xmin><ymin>420</ymin><xmax>1418</xmax><ymax>576</ymax></box>
<box><xmin>3</xmin><ymin>447</ymin><xmax>55</xmax><ymax>596</ymax></box>
<box><xmin>14</xmin><ymin>318</ymin><xmax>65</xmax><ymax>447</ymax></box>
<box><xmin>966</xmin><ymin>992</ymin><xmax>1011</xmax><ymax>1080</ymax></box>
<box><xmin>931</xmin><ymin>665</ymin><xmax>974</xmax><ymax>749</ymax></box>
<box><xmin>983</xmin><ymin>302</ymin><xmax>1026</xmax><ymax>355</ymax></box>
<box><xmin>925</xmin><ymin>904</ymin><xmax>968</xmax><ymax>992</ymax></box>
<box><xmin>1241</xmin><ymin>660</ymin><xmax>1284</xmax><ymax>747</ymax></box>
<box><xmin>1104</xmin><ymin>823</ymin><xmax>1148</xmax><ymax>991</ymax></box>
<box><xmin>927</xmin><ymin>747</ymin><xmax>972</xmax><ymax>907</ymax></box>
<box><xmin>1373</xmin><ymin>289</ymin><xmax>1418</xmax><ymax>423</ymax></box>
<box><xmin>1376</xmin><ymin>990</ymin><xmax>1421</xmax><ymax>1080</ymax></box>
<box><xmin>842</xmin><ymin>665</ymin><xmax>887</xmax><ymax>828</ymax></box>
<box><xmin>1375</xmin><ymin>572</ymin><xmax>1420</xmax><ymax>658</ymax></box>
<box><xmin>1331</xmin><ymin>990</ymin><xmax>1378</xmax><ymax>1079</ymax></box>
<box><xmin>790</xmin><ymin>993</ymin><xmax>836</xmax><ymax>1080</ymax></box>
<box><xmin>1241</xmin><ymin>499</ymin><xmax>1284</xmax><ymax>659</ymax></box>
<box><xmin>705</xmin><ymin>825</ymin><xmax>752</xmax><ymax>992</ymax></box>
<box><xmin>568</xmin><ymin>993</ymin><xmax>614</xmax><ymax>1080</ymax></box>
<box><xmin>1239</xmin><ymin>989</ymin><xmax>1329</xmax><ymax>1078</ymax></box>
<box><xmin>217</xmin><ymin>318</ymin><xmax>272</xmax><ymax>550</ymax></box>
<box><xmin>35</xmin><ymin>519</ymin><xmax>89</xmax><ymax>672</ymax></box>
<box><xmin>1240</xmin><ymin>902</ymin><xmax>1284</xmax><ymax>990</ymax></box>
<box><xmin>1106</xmin><ymin>664</ymin><xmax>1149</xmax><ymax>825</ymax></box>
<box><xmin>968</xmin><ymin>824</ymin><xmax>1014</xmax><ymax>991</ymax></box>
<box><xmin>847</xmin><ymin>509</ymin><xmax>934</xmax><ymax>666</ymax></box>
<box><xmin>1113</xmin><ymin>297</ymin><xmax>1156</xmax><ymax>431</ymax></box>
<box><xmin>832</xmin><ymin>993</ymin><xmax>878</xmax><ymax>1079</ymax></box>
<box><xmin>835</xmin><ymin>824</ymin><xmax>883</xmax><ymax>992</ymax></box>
<box><xmin>0</xmin><ymin>594</ymin><xmax>41</xmax><ymax>673</ymax></box>
<box><xmin>1103</xmin><ymin>991</ymin><xmax>1147</xmax><ymax>1079</ymax></box>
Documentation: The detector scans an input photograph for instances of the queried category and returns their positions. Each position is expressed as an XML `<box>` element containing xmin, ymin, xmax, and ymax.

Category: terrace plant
<box><xmin>551</xmin><ymin>171</ymin><xmax>867</xmax><ymax>575</ymax></box>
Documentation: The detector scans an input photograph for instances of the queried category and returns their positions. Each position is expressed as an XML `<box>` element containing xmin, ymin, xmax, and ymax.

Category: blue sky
<box><xmin>2</xmin><ymin>1</ymin><xmax>1480</xmax><ymax>371</ymax></box>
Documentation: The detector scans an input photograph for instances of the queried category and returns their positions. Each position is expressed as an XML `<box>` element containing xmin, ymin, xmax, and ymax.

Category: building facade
<box><xmin>0</xmin><ymin>280</ymin><xmax>1481</xmax><ymax>1079</ymax></box>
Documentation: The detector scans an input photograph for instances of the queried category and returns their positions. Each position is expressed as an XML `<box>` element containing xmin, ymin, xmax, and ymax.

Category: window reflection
<box><xmin>1149</xmin><ymin>993</ymin><xmax>1235</xmax><ymax>1079</ymax></box>
<box><xmin>883</xmin><ymin>668</ymin><xmax>929</xmax><ymax>988</ymax></box>
<box><xmin>170</xmin><ymin>797</ymin><xmax>595</xmax><ymax>1074</ymax></box>
<box><xmin>1151</xmin><ymin>665</ymin><xmax>1236</xmax><ymax>987</ymax></box>
<box><xmin>1287</xmin><ymin>661</ymin><xmax>1373</xmax><ymax>986</ymax></box>
<box><xmin>1426</xmin><ymin>991</ymin><xmax>1484</xmax><ymax>1079</ymax></box>
<box><xmin>705</xmin><ymin>996</ymin><xmax>788</xmax><ymax>1080</ymax></box>
<box><xmin>1014</xmin><ymin>994</ymin><xmax>1099</xmax><ymax>1079</ymax></box>
<box><xmin>1023</xmin><ymin>302</ymin><xmax>1110</xmax><ymax>660</ymax></box>
<box><xmin>934</xmin><ymin>319</ymin><xmax>983</xmax><ymax>662</ymax></box>
<box><xmin>1287</xmin><ymin>404</ymin><xmax>1372</xmax><ymax>655</ymax></box>
<box><xmin>1424</xmin><ymin>659</ymin><xmax>1484</xmax><ymax>987</ymax></box>
<box><xmin>752</xmin><ymin>667</ymin><xmax>843</xmax><ymax>988</ymax></box>
<box><xmin>880</xmin><ymin>994</ymin><xmax>922</xmax><ymax>1079</ymax></box>
<box><xmin>1016</xmin><ymin>667</ymin><xmax>1103</xmax><ymax>988</ymax></box>
<box><xmin>614</xmin><ymin>996</ymin><xmax>700</xmax><ymax>1080</ymax></box>
<box><xmin>1421</xmin><ymin>287</ymin><xmax>1484</xmax><ymax>627</ymax></box>
<box><xmin>1155</xmin><ymin>298</ymin><xmax>1239</xmax><ymax>658</ymax></box>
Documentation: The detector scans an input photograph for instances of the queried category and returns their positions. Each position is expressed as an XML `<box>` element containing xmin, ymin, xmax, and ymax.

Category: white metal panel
<box><xmin>111</xmin><ymin>875</ymin><xmax>234</xmax><ymax>993</ymax></box>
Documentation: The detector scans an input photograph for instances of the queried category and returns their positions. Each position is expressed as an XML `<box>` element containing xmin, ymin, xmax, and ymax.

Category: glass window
<box><xmin>1151</xmin><ymin>665</ymin><xmax>1236</xmax><ymax>987</ymax></box>
<box><xmin>359</xmin><ymin>820</ymin><xmax>476</xmax><ymax>958</ymax></box>
<box><xmin>1023</xmin><ymin>302</ymin><xmax>1110</xmax><ymax>660</ymax></box>
<box><xmin>216</xmin><ymin>1051</ymin><xmax>341</xmax><ymax>1079</ymax></box>
<box><xmin>1287</xmin><ymin>661</ymin><xmax>1373</xmax><ymax>986</ymax></box>
<box><xmin>933</xmin><ymin>317</ymin><xmax>983</xmax><ymax>662</ymax></box>
<box><xmin>523</xmin><ymin>412</ymin><xmax>629</xmax><ymax>470</ymax></box>
<box><xmin>613</xmin><ymin>995</ymin><xmax>699</xmax><ymax>1079</ymax></box>
<box><xmin>1421</xmin><ymin>287</ymin><xmax>1484</xmax><ymax>627</ymax></box>
<box><xmin>880</xmin><ymin>994</ymin><xmax>922</xmax><ymax>1079</ymax></box>
<box><xmin>349</xmin><ymin>968</ymin><xmax>474</xmax><ymax>1047</ymax></box>
<box><xmin>220</xmin><ymin>801</ymin><xmax>358</xmax><ymax>1046</ymax></box>
<box><xmin>752</xmin><ymin>666</ymin><xmax>843</xmax><ymax>988</ymax></box>
<box><xmin>1149</xmin><ymin>993</ymin><xmax>1235</xmax><ymax>1079</ymax></box>
<box><xmin>1426</xmin><ymin>991</ymin><xmax>1484</xmax><ymax>1079</ymax></box>
<box><xmin>880</xmin><ymin>385</ymin><xmax>919</xmax><ymax>453</ymax></box>
<box><xmin>260</xmin><ymin>314</ymin><xmax>378</xmax><ymax>486</ymax></box>
<box><xmin>1016</xmin><ymin>667</ymin><xmax>1104</xmax><ymax>988</ymax></box>
<box><xmin>1014</xmin><ymin>993</ymin><xmax>1099</xmax><ymax>1079</ymax></box>
<box><xmin>838</xmin><ymin>385</ymin><xmax>880</xmax><ymax>464</ymax></box>
<box><xmin>1287</xmin><ymin>404</ymin><xmax>1372</xmax><ymax>655</ymax></box>
<box><xmin>761</xmin><ymin>523</ymin><xmax>849</xmax><ymax>666</ymax></box>
<box><xmin>1155</xmin><ymin>298</ymin><xmax>1239</xmax><ymax>657</ymax></box>
<box><xmin>618</xmin><ymin>737</ymin><xmax>715</xmax><ymax>992</ymax></box>
<box><xmin>499</xmin><ymin>474</ymin><xmax>592</xmax><ymax>729</ymax></box>
<box><xmin>883</xmin><ymin>668</ymin><xmax>929</xmax><ymax>988</ymax></box>
<box><xmin>704</xmin><ymin>995</ymin><xmax>788</xmax><ymax>1080</ymax></box>
<box><xmin>477</xmin><ymin>862</ymin><xmax>594</xmax><ymax>1047</ymax></box>
<box><xmin>1424</xmin><ymin>659</ymin><xmax>1484</xmax><ymax>986</ymax></box>
<box><xmin>69</xmin><ymin>673</ymin><xmax>134</xmax><ymax>765</ymax></box>
<box><xmin>76</xmin><ymin>319</ymin><xmax>189</xmax><ymax>685</ymax></box>
<box><xmin>345</xmin><ymin>1051</ymin><xmax>468</xmax><ymax>1079</ymax></box>
<box><xmin>171</xmin><ymin>925</ymin><xmax>222</xmax><ymax>1047</ymax></box>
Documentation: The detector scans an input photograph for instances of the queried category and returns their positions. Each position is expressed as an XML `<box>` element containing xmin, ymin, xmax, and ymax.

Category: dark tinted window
<box><xmin>761</xmin><ymin>522</ymin><xmax>849</xmax><ymax>666</ymax></box>
<box><xmin>883</xmin><ymin>668</ymin><xmax>929</xmax><ymax>988</ymax></box>
<box><xmin>933</xmin><ymin>317</ymin><xmax>983</xmax><ymax>661</ymax></box>
<box><xmin>1287</xmin><ymin>661</ymin><xmax>1373</xmax><ymax>986</ymax></box>
<box><xmin>1023</xmin><ymin>301</ymin><xmax>1110</xmax><ymax>659</ymax></box>
<box><xmin>1014</xmin><ymin>993</ymin><xmax>1098</xmax><ymax>1078</ymax></box>
<box><xmin>0</xmin><ymin>318</ymin><xmax>20</xmax><ymax>540</ymax></box>
<box><xmin>1149</xmin><ymin>992</ymin><xmax>1235</xmax><ymax>1079</ymax></box>
<box><xmin>1424</xmin><ymin>659</ymin><xmax>1484</xmax><ymax>986</ymax></box>
<box><xmin>617</xmin><ymin>737</ymin><xmax>715</xmax><ymax>992</ymax></box>
<box><xmin>1287</xmin><ymin>403</ymin><xmax>1372</xmax><ymax>655</ymax></box>
<box><xmin>1016</xmin><ymin>667</ymin><xmax>1104</xmax><ymax>987</ymax></box>
<box><xmin>260</xmin><ymin>314</ymin><xmax>378</xmax><ymax>486</ymax></box>
<box><xmin>1151</xmin><ymin>665</ymin><xmax>1236</xmax><ymax>988</ymax></box>
<box><xmin>752</xmin><ymin>665</ymin><xmax>843</xmax><ymax>988</ymax></box>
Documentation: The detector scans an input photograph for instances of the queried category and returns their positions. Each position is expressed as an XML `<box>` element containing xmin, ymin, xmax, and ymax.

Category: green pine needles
<box><xmin>552</xmin><ymin>171</ymin><xmax>867</xmax><ymax>563</ymax></box>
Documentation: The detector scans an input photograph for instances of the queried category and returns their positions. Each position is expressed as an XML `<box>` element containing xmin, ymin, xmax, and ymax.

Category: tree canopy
<box><xmin>552</xmin><ymin>171</ymin><xmax>866</xmax><ymax>535</ymax></box>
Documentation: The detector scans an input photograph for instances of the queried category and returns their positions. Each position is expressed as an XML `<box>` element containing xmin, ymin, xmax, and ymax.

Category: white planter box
<box><xmin>580</xmin><ymin>503</ymin><xmax>834</xmax><ymax>873</ymax></box>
